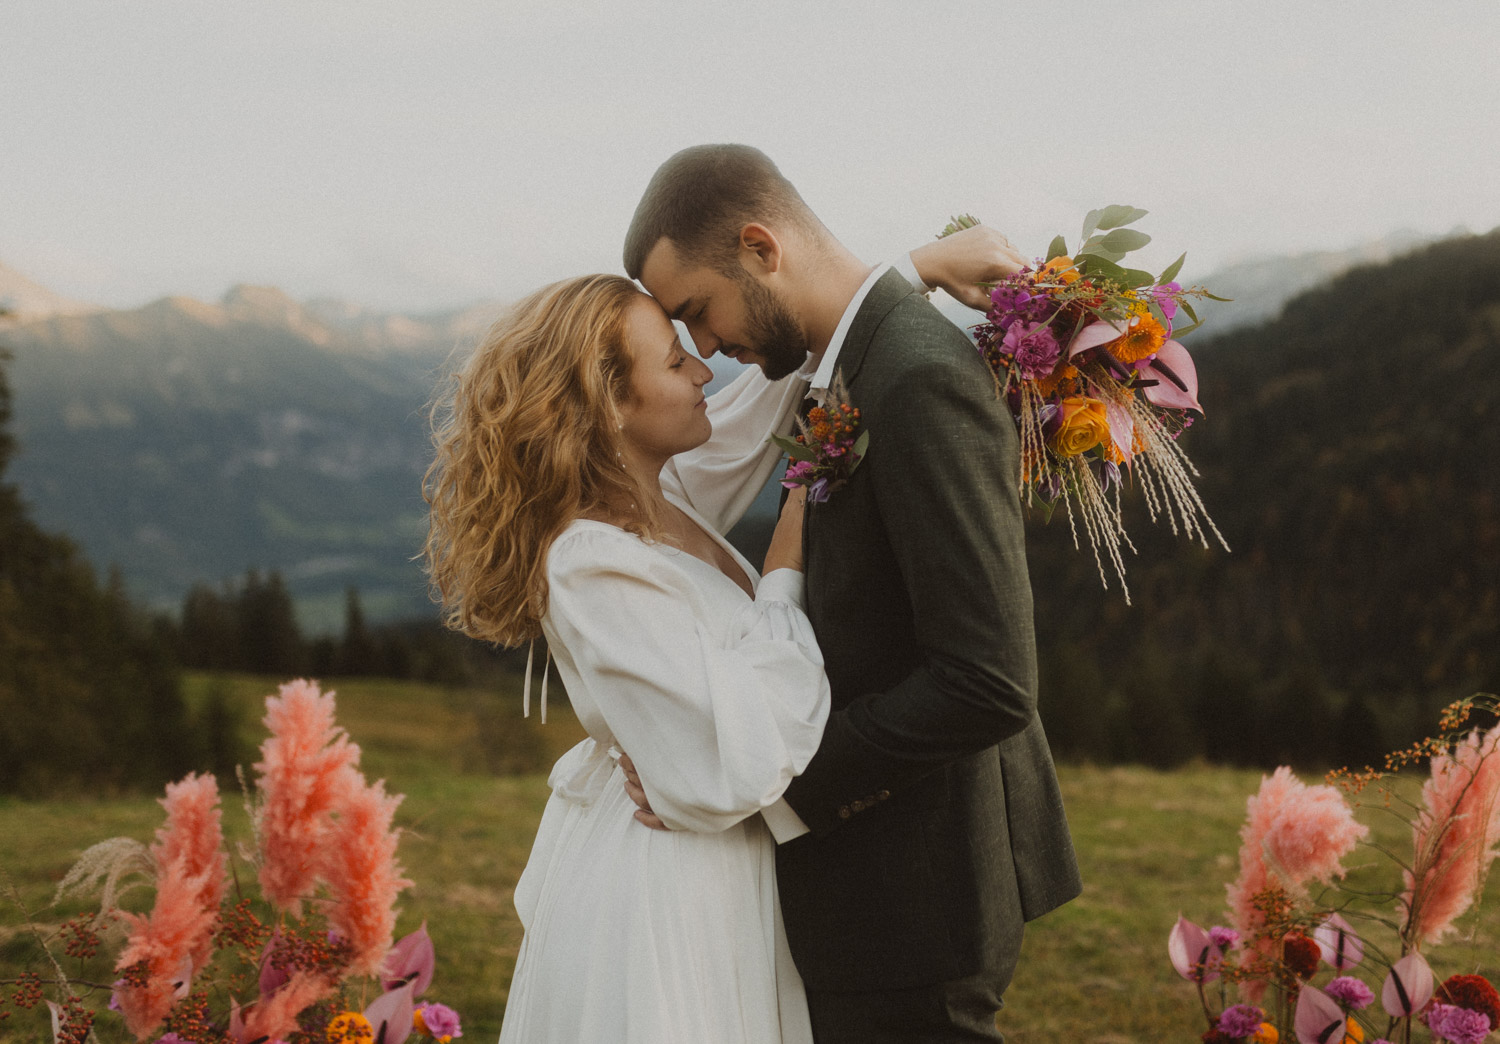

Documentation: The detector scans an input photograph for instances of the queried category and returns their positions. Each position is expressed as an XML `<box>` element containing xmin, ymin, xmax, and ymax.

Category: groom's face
<box><xmin>638</xmin><ymin>238</ymin><xmax>809</xmax><ymax>381</ymax></box>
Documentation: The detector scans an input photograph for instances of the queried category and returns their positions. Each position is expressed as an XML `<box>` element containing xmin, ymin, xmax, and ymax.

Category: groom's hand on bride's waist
<box><xmin>619</xmin><ymin>752</ymin><xmax>669</xmax><ymax>831</ymax></box>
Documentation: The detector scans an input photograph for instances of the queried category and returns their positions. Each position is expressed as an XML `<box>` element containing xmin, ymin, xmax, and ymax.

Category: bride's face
<box><xmin>617</xmin><ymin>295</ymin><xmax>713</xmax><ymax>467</ymax></box>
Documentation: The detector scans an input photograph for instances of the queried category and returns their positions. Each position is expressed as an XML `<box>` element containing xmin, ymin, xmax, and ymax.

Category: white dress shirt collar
<box><xmin>808</xmin><ymin>263</ymin><xmax>889</xmax><ymax>399</ymax></box>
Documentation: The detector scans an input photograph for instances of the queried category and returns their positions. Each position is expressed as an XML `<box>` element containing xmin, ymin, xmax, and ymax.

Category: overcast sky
<box><xmin>5</xmin><ymin>0</ymin><xmax>1498</xmax><ymax>313</ymax></box>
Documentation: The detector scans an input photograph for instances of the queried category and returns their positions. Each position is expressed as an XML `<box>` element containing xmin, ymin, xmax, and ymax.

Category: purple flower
<box><xmin>1325</xmin><ymin>976</ymin><xmax>1375</xmax><ymax>1010</ymax></box>
<box><xmin>987</xmin><ymin>274</ymin><xmax>1054</xmax><ymax>329</ymax></box>
<box><xmin>1152</xmin><ymin>281</ymin><xmax>1181</xmax><ymax>325</ymax></box>
<box><xmin>807</xmin><ymin>477</ymin><xmax>830</xmax><ymax>503</ymax></box>
<box><xmin>1217</xmin><ymin>1003</ymin><xmax>1265</xmax><ymax>1037</ymax></box>
<box><xmin>1210</xmin><ymin>926</ymin><xmax>1241</xmax><ymax>950</ymax></box>
<box><xmin>1427</xmin><ymin>1002</ymin><xmax>1492</xmax><ymax>1044</ymax></box>
<box><xmin>155</xmin><ymin>1036</ymin><xmax>193</xmax><ymax>1044</ymax></box>
<box><xmin>417</xmin><ymin>1002</ymin><xmax>464</xmax><ymax>1040</ymax></box>
<box><xmin>781</xmin><ymin>460</ymin><xmax>816</xmax><ymax>488</ymax></box>
<box><xmin>1001</xmin><ymin>321</ymin><xmax>1062</xmax><ymax>380</ymax></box>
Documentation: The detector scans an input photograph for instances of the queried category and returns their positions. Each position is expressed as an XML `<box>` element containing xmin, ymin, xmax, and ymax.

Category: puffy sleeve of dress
<box><xmin>543</xmin><ymin>526</ymin><xmax>830</xmax><ymax>834</ymax></box>
<box><xmin>659</xmin><ymin>362</ymin><xmax>812</xmax><ymax>534</ymax></box>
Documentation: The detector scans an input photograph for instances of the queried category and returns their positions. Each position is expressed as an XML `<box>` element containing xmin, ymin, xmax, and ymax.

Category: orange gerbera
<box><xmin>1108</xmin><ymin>308</ymin><xmax>1167</xmax><ymax>364</ymax></box>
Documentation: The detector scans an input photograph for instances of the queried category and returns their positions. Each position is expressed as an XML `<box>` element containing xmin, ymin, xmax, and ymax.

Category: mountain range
<box><xmin>0</xmin><ymin>230</ymin><xmax>1470</xmax><ymax>630</ymax></box>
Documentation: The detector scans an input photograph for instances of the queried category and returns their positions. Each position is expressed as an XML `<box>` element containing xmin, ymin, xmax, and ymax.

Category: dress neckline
<box><xmin>569</xmin><ymin>492</ymin><xmax>759</xmax><ymax>597</ymax></box>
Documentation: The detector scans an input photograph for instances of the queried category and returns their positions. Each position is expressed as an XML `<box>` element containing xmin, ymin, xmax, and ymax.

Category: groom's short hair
<box><xmin>624</xmin><ymin>144</ymin><xmax>820</xmax><ymax>280</ymax></box>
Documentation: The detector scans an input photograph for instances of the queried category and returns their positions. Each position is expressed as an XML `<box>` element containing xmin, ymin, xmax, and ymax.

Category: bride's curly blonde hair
<box><xmin>423</xmin><ymin>273</ymin><xmax>662</xmax><ymax>646</ymax></box>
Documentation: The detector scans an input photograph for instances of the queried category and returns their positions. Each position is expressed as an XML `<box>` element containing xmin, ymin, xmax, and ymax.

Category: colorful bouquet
<box><xmin>2</xmin><ymin>680</ymin><xmax>464</xmax><ymax>1044</ymax></box>
<box><xmin>949</xmin><ymin>208</ymin><xmax>1229</xmax><ymax>600</ymax></box>
<box><xmin>1169</xmin><ymin>693</ymin><xmax>1500</xmax><ymax>1044</ymax></box>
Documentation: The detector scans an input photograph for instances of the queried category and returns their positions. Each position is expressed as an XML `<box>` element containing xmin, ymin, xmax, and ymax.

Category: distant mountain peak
<box><xmin>0</xmin><ymin>261</ymin><xmax>102</xmax><ymax>323</ymax></box>
<box><xmin>222</xmin><ymin>284</ymin><xmax>333</xmax><ymax>345</ymax></box>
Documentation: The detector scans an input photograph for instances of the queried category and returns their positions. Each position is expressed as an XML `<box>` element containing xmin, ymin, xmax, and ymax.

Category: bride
<box><xmin>423</xmin><ymin>236</ymin><xmax>1005</xmax><ymax>1043</ymax></box>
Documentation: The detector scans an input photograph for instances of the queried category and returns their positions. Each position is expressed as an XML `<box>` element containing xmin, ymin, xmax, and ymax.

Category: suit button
<box><xmin>838</xmin><ymin>806</ymin><xmax>851</xmax><ymax>820</ymax></box>
<box><xmin>851</xmin><ymin>799</ymin><xmax>866</xmax><ymax>813</ymax></box>
<box><xmin>876</xmin><ymin>790</ymin><xmax>890</xmax><ymax>801</ymax></box>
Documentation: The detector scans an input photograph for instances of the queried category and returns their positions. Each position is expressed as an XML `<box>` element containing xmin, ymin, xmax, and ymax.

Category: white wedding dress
<box><xmin>498</xmin><ymin>372</ymin><xmax>827</xmax><ymax>1044</ymax></box>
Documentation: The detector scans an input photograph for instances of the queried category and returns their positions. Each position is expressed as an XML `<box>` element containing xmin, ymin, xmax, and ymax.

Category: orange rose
<box><xmin>1039</xmin><ymin>255</ymin><xmax>1081</xmax><ymax>285</ymax></box>
<box><xmin>1050</xmin><ymin>396</ymin><xmax>1109</xmax><ymax>458</ymax></box>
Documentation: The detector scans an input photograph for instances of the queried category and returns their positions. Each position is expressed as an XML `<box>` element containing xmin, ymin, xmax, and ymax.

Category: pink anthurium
<box><xmin>382</xmin><ymin>922</ymin><xmax>436</xmax><ymax>997</ymax></box>
<box><xmin>1381</xmin><ymin>951</ymin><xmax>1435</xmax><ymax>1017</ymax></box>
<box><xmin>1104</xmin><ymin>397</ymin><xmax>1135</xmax><ymax>463</ymax></box>
<box><xmin>259</xmin><ymin>934</ymin><xmax>290</xmax><ymax>997</ymax></box>
<box><xmin>365</xmin><ymin>981</ymin><xmax>416</xmax><ymax>1044</ymax></box>
<box><xmin>1168</xmin><ymin>915</ymin><xmax>1221</xmax><ymax>983</ymax></box>
<box><xmin>1313</xmin><ymin>913</ymin><xmax>1363</xmax><ymax>971</ymax></box>
<box><xmin>1066</xmin><ymin>320</ymin><xmax>1126</xmax><ymax>359</ymax></box>
<box><xmin>1138</xmin><ymin>340</ymin><xmax>1202</xmax><ymax>413</ymax></box>
<box><xmin>1294</xmin><ymin>985</ymin><xmax>1347</xmax><ymax>1044</ymax></box>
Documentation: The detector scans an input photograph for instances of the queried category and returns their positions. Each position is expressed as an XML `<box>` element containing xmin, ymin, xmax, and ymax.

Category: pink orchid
<box><xmin>1314</xmin><ymin>913</ymin><xmax>1364</xmax><ymax>971</ymax></box>
<box><xmin>1381</xmin><ymin>951</ymin><xmax>1435</xmax><ymax>1018</ymax></box>
<box><xmin>1294</xmin><ymin>985</ymin><xmax>1347</xmax><ymax>1044</ymax></box>
<box><xmin>1168</xmin><ymin>915</ymin><xmax>1221</xmax><ymax>983</ymax></box>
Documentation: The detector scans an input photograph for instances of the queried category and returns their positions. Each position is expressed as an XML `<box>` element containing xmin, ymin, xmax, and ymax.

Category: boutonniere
<box><xmin>771</xmin><ymin>371</ymin><xmax>868</xmax><ymax>504</ymax></box>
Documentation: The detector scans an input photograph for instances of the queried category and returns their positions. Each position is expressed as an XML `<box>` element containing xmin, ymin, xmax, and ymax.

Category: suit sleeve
<box><xmin>779</xmin><ymin>346</ymin><xmax>1038</xmax><ymax>834</ymax></box>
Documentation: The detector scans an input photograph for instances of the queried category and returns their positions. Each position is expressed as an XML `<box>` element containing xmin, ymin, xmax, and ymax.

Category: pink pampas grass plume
<box><xmin>254</xmin><ymin>679</ymin><xmax>361</xmax><ymax>914</ymax></box>
<box><xmin>113</xmin><ymin>860</ymin><xmax>218</xmax><ymax>1039</ymax></box>
<box><xmin>239</xmin><ymin>970</ymin><xmax>334</xmax><ymax>1043</ymax></box>
<box><xmin>1227</xmin><ymin>767</ymin><xmax>1368</xmax><ymax>936</ymax></box>
<box><xmin>322</xmin><ymin>771</ymin><xmax>412</xmax><ymax>978</ymax></box>
<box><xmin>150</xmin><ymin>772</ymin><xmax>227</xmax><ymax>970</ymax></box>
<box><xmin>1402</xmin><ymin>724</ymin><xmax>1500</xmax><ymax>946</ymax></box>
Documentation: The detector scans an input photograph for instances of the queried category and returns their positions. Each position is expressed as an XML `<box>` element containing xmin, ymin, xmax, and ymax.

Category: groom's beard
<box><xmin>735</xmin><ymin>275</ymin><xmax>810</xmax><ymax>381</ymax></box>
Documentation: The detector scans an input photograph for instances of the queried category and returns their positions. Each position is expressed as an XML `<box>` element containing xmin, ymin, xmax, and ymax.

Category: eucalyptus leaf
<box><xmin>770</xmin><ymin>433</ymin><xmax>817</xmax><ymax>462</ymax></box>
<box><xmin>1158</xmin><ymin>252</ymin><xmax>1186</xmax><ymax>285</ymax></box>
<box><xmin>1122</xmin><ymin>268</ymin><xmax>1157</xmax><ymax>288</ymax></box>
<box><xmin>1080</xmin><ymin>246</ymin><xmax>1128</xmax><ymax>267</ymax></box>
<box><xmin>1046</xmin><ymin>234</ymin><xmax>1068</xmax><ymax>262</ymax></box>
<box><xmin>1079</xmin><ymin>208</ymin><xmax>1104</xmax><ymax>244</ymax></box>
<box><xmin>851</xmin><ymin>430</ymin><xmax>871</xmax><ymax>462</ymax></box>
<box><xmin>1080</xmin><ymin>255</ymin><xmax>1127</xmax><ymax>281</ymax></box>
<box><xmin>1099</xmin><ymin>228</ymin><xmax>1152</xmax><ymax>253</ymax></box>
<box><xmin>1169</xmin><ymin>319</ymin><xmax>1202</xmax><ymax>339</ymax></box>
<box><xmin>1095</xmin><ymin>204</ymin><xmax>1148</xmax><ymax>230</ymax></box>
<box><xmin>1146</xmin><ymin>298</ymin><xmax>1169</xmax><ymax>329</ymax></box>
<box><xmin>1179</xmin><ymin>299</ymin><xmax>1199</xmax><ymax>324</ymax></box>
<box><xmin>1200</xmin><ymin>291</ymin><xmax>1234</xmax><ymax>302</ymax></box>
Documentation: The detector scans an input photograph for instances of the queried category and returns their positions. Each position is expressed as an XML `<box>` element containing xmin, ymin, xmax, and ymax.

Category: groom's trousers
<box><xmin>802</xmin><ymin>924</ymin><xmax>1023</xmax><ymax>1044</ymax></box>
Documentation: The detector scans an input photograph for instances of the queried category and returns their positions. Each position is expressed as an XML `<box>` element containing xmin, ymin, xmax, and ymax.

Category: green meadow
<box><xmin>2</xmin><ymin>674</ymin><xmax>1497</xmax><ymax>1042</ymax></box>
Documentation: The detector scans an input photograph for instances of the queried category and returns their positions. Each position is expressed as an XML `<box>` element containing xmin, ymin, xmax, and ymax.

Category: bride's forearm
<box><xmin>907</xmin><ymin>223</ymin><xmax>1028</xmax><ymax>310</ymax></box>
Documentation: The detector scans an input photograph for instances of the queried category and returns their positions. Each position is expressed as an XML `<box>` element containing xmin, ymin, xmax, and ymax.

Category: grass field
<box><xmin>2</xmin><ymin>674</ymin><xmax>1497</xmax><ymax>1041</ymax></box>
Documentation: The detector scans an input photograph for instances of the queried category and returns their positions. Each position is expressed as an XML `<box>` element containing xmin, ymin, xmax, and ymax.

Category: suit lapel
<box><xmin>826</xmin><ymin>267</ymin><xmax>917</xmax><ymax>391</ymax></box>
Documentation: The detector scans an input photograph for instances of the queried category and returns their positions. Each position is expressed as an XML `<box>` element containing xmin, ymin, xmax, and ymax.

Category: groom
<box><xmin>623</xmin><ymin>145</ymin><xmax>1080</xmax><ymax>1041</ymax></box>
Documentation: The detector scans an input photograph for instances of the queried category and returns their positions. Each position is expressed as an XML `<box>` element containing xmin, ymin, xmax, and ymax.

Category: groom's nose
<box><xmin>684</xmin><ymin>320</ymin><xmax>721</xmax><ymax>358</ymax></box>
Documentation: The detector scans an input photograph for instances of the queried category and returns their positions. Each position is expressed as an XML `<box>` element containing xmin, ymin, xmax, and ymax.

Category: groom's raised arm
<box><xmin>779</xmin><ymin>321</ymin><xmax>1039</xmax><ymax>834</ymax></box>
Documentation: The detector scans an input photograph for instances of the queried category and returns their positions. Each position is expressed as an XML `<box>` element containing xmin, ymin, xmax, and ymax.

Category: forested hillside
<box><xmin>0</xmin><ymin>346</ymin><xmax>209</xmax><ymax>794</ymax></box>
<box><xmin>1028</xmin><ymin>229</ymin><xmax>1500</xmax><ymax>768</ymax></box>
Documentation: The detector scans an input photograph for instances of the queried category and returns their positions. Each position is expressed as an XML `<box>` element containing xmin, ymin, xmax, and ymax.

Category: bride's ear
<box><xmin>737</xmin><ymin>223</ymin><xmax>783</xmax><ymax>276</ymax></box>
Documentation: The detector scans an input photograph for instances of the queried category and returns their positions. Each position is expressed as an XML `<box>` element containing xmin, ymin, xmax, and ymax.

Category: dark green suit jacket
<box><xmin>777</xmin><ymin>269</ymin><xmax>1081</xmax><ymax>992</ymax></box>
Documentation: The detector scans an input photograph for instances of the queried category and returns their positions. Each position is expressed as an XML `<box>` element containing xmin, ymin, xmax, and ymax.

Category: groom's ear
<box><xmin>736</xmin><ymin>222</ymin><xmax>783</xmax><ymax>277</ymax></box>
